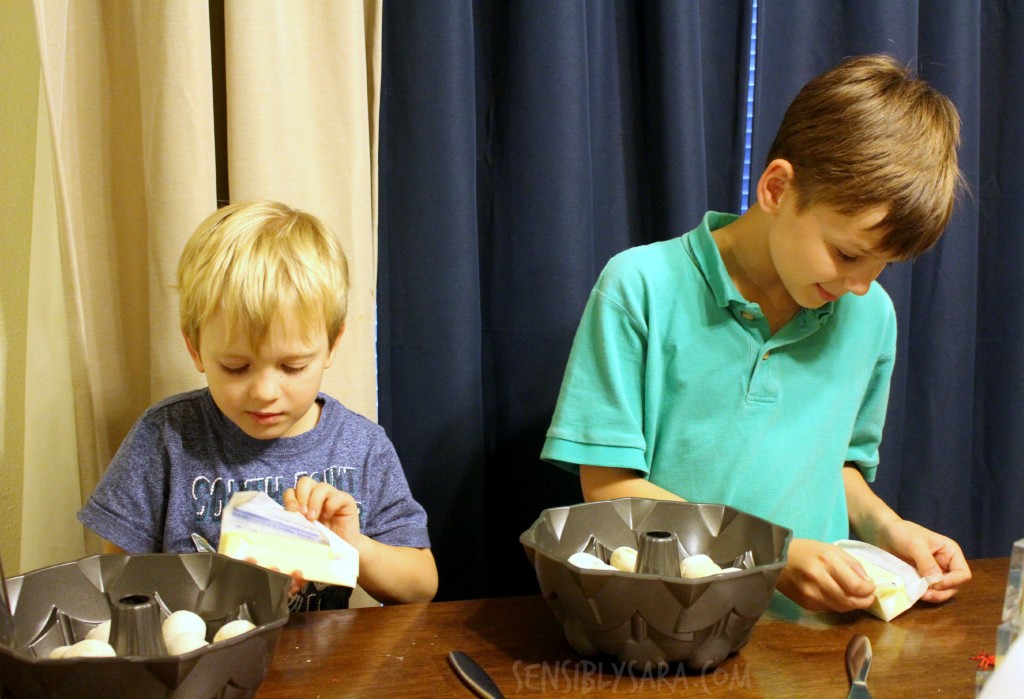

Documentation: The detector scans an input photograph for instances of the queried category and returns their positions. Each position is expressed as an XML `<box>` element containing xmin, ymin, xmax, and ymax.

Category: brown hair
<box><xmin>178</xmin><ymin>200</ymin><xmax>349</xmax><ymax>351</ymax></box>
<box><xmin>766</xmin><ymin>54</ymin><xmax>963</xmax><ymax>258</ymax></box>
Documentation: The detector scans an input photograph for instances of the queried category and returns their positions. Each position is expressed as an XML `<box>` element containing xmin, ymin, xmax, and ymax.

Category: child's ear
<box><xmin>183</xmin><ymin>330</ymin><xmax>206</xmax><ymax>373</ymax></box>
<box><xmin>324</xmin><ymin>325</ymin><xmax>345</xmax><ymax>369</ymax></box>
<box><xmin>756</xmin><ymin>158</ymin><xmax>795</xmax><ymax>214</ymax></box>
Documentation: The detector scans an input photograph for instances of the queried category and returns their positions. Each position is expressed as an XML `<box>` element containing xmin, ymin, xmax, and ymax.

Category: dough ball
<box><xmin>85</xmin><ymin>620</ymin><xmax>111</xmax><ymax>642</ymax></box>
<box><xmin>609</xmin><ymin>546</ymin><xmax>638</xmax><ymax>573</ymax></box>
<box><xmin>680</xmin><ymin>554</ymin><xmax>723</xmax><ymax>579</ymax></box>
<box><xmin>162</xmin><ymin>610</ymin><xmax>207</xmax><ymax>644</ymax></box>
<box><xmin>165</xmin><ymin>632</ymin><xmax>209</xmax><ymax>655</ymax></box>
<box><xmin>567</xmin><ymin>552</ymin><xmax>616</xmax><ymax>570</ymax></box>
<box><xmin>64</xmin><ymin>639</ymin><xmax>117</xmax><ymax>658</ymax></box>
<box><xmin>48</xmin><ymin>645</ymin><xmax>71</xmax><ymax>659</ymax></box>
<box><xmin>212</xmin><ymin>619</ymin><xmax>256</xmax><ymax>643</ymax></box>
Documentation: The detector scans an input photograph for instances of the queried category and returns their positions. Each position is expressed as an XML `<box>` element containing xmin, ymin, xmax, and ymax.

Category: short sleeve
<box><xmin>845</xmin><ymin>303</ymin><xmax>897</xmax><ymax>481</ymax></box>
<box><xmin>361</xmin><ymin>439</ymin><xmax>431</xmax><ymax>549</ymax></box>
<box><xmin>77</xmin><ymin>416</ymin><xmax>170</xmax><ymax>551</ymax></box>
<box><xmin>541</xmin><ymin>260</ymin><xmax>650</xmax><ymax>474</ymax></box>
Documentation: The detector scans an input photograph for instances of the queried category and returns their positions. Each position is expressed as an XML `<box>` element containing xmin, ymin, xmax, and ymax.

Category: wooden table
<box><xmin>258</xmin><ymin>557</ymin><xmax>1007</xmax><ymax>697</ymax></box>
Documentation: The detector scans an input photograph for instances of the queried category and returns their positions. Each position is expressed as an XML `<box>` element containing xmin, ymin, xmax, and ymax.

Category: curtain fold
<box><xmin>21</xmin><ymin>81</ymin><xmax>82</xmax><ymax>573</ymax></box>
<box><xmin>224</xmin><ymin>0</ymin><xmax>381</xmax><ymax>421</ymax></box>
<box><xmin>974</xmin><ymin>0</ymin><xmax>1024</xmax><ymax>554</ymax></box>
<box><xmin>379</xmin><ymin>0</ymin><xmax>753</xmax><ymax>600</ymax></box>
<box><xmin>33</xmin><ymin>1</ymin><xmax>217</xmax><ymax>550</ymax></box>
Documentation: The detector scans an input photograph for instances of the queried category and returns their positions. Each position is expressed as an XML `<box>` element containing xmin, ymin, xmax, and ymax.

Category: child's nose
<box><xmin>845</xmin><ymin>276</ymin><xmax>873</xmax><ymax>296</ymax></box>
<box><xmin>250</xmin><ymin>371</ymin><xmax>280</xmax><ymax>401</ymax></box>
<box><xmin>845</xmin><ymin>261</ymin><xmax>886</xmax><ymax>296</ymax></box>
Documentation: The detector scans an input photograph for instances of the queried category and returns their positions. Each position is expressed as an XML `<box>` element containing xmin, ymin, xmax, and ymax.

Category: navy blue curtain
<box><xmin>755</xmin><ymin>1</ymin><xmax>1024</xmax><ymax>561</ymax></box>
<box><xmin>379</xmin><ymin>0</ymin><xmax>1024</xmax><ymax>601</ymax></box>
<box><xmin>975</xmin><ymin>1</ymin><xmax>1024</xmax><ymax>556</ymax></box>
<box><xmin>379</xmin><ymin>1</ymin><xmax>753</xmax><ymax>600</ymax></box>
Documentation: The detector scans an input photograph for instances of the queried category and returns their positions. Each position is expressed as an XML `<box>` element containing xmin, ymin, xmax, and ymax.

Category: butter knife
<box><xmin>448</xmin><ymin>650</ymin><xmax>505</xmax><ymax>699</ymax></box>
<box><xmin>191</xmin><ymin>533</ymin><xmax>217</xmax><ymax>553</ymax></box>
<box><xmin>845</xmin><ymin>634</ymin><xmax>873</xmax><ymax>699</ymax></box>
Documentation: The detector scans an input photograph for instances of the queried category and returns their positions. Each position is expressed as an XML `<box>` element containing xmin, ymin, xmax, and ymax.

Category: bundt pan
<box><xmin>0</xmin><ymin>552</ymin><xmax>291</xmax><ymax>699</ymax></box>
<box><xmin>521</xmin><ymin>498</ymin><xmax>792</xmax><ymax>671</ymax></box>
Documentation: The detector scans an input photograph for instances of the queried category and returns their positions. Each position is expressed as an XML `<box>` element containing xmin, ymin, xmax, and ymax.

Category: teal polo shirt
<box><xmin>542</xmin><ymin>212</ymin><xmax>896</xmax><ymax>542</ymax></box>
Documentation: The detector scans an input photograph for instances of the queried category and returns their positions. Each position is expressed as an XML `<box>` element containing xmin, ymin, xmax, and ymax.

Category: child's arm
<box><xmin>349</xmin><ymin>537</ymin><xmax>437</xmax><ymax>605</ymax></box>
<box><xmin>283</xmin><ymin>478</ymin><xmax>438</xmax><ymax>605</ymax></box>
<box><xmin>843</xmin><ymin>465</ymin><xmax>971</xmax><ymax>603</ymax></box>
<box><xmin>580</xmin><ymin>465</ymin><xmax>687</xmax><ymax>502</ymax></box>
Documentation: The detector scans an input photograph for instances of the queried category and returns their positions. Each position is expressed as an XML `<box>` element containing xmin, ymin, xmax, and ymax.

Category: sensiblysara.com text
<box><xmin>512</xmin><ymin>659</ymin><xmax>752</xmax><ymax>694</ymax></box>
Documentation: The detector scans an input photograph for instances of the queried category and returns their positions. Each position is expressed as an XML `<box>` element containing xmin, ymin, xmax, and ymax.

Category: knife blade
<box><xmin>191</xmin><ymin>533</ymin><xmax>217</xmax><ymax>553</ymax></box>
<box><xmin>448</xmin><ymin>650</ymin><xmax>505</xmax><ymax>699</ymax></box>
<box><xmin>845</xmin><ymin>634</ymin><xmax>873</xmax><ymax>699</ymax></box>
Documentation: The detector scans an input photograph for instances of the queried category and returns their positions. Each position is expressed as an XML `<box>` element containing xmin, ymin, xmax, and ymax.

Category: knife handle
<box><xmin>448</xmin><ymin>650</ymin><xmax>506</xmax><ymax>699</ymax></box>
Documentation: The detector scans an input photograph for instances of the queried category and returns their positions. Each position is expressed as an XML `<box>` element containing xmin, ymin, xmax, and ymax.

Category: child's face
<box><xmin>768</xmin><ymin>198</ymin><xmax>897</xmax><ymax>309</ymax></box>
<box><xmin>185</xmin><ymin>310</ymin><xmax>340</xmax><ymax>440</ymax></box>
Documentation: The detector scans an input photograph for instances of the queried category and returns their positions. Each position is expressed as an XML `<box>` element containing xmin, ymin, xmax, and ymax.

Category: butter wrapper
<box><xmin>218</xmin><ymin>491</ymin><xmax>359</xmax><ymax>588</ymax></box>
<box><xmin>834</xmin><ymin>539</ymin><xmax>936</xmax><ymax>621</ymax></box>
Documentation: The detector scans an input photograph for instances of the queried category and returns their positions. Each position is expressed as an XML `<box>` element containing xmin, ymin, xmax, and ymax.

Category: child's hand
<box><xmin>776</xmin><ymin>538</ymin><xmax>877</xmax><ymax>612</ymax></box>
<box><xmin>874</xmin><ymin>519</ymin><xmax>971</xmax><ymax>603</ymax></box>
<box><xmin>283</xmin><ymin>476</ymin><xmax>361</xmax><ymax>546</ymax></box>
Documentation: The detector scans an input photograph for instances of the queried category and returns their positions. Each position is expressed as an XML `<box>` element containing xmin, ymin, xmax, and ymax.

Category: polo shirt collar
<box><xmin>685</xmin><ymin>211</ymin><xmax>835</xmax><ymax>325</ymax></box>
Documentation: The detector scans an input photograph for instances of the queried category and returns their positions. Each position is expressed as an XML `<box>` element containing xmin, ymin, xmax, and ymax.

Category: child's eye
<box><xmin>220</xmin><ymin>364</ymin><xmax>248</xmax><ymax>375</ymax></box>
<box><xmin>282</xmin><ymin>365</ymin><xmax>308</xmax><ymax>375</ymax></box>
<box><xmin>835</xmin><ymin>248</ymin><xmax>858</xmax><ymax>263</ymax></box>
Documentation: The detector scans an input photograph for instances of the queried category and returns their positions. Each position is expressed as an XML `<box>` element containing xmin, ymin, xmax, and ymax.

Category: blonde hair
<box><xmin>767</xmin><ymin>54</ymin><xmax>964</xmax><ymax>258</ymax></box>
<box><xmin>178</xmin><ymin>200</ymin><xmax>349</xmax><ymax>351</ymax></box>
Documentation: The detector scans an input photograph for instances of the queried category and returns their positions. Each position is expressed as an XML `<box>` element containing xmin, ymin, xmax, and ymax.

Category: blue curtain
<box><xmin>974</xmin><ymin>1</ymin><xmax>1024</xmax><ymax>556</ymax></box>
<box><xmin>379</xmin><ymin>0</ymin><xmax>753</xmax><ymax>600</ymax></box>
<box><xmin>379</xmin><ymin>0</ymin><xmax>1022</xmax><ymax>601</ymax></box>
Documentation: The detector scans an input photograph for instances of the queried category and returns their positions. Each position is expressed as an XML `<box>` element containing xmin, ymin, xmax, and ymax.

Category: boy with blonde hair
<box><xmin>542</xmin><ymin>55</ymin><xmax>971</xmax><ymax>612</ymax></box>
<box><xmin>80</xmin><ymin>200</ymin><xmax>437</xmax><ymax>608</ymax></box>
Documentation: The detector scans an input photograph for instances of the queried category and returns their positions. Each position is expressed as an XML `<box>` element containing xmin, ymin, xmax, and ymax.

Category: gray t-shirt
<box><xmin>78</xmin><ymin>389</ymin><xmax>430</xmax><ymax>608</ymax></box>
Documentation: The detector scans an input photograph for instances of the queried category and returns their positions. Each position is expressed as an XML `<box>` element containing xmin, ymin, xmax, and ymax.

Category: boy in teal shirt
<box><xmin>542</xmin><ymin>55</ymin><xmax>971</xmax><ymax>612</ymax></box>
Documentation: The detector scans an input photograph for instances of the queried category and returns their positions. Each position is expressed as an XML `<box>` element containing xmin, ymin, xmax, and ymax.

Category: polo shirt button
<box><xmin>762</xmin><ymin>351</ymin><xmax>771</xmax><ymax>360</ymax></box>
<box><xmin>741</xmin><ymin>311</ymin><xmax>755</xmax><ymax>320</ymax></box>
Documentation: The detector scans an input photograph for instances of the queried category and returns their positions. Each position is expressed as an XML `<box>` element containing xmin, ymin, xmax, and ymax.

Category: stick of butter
<box><xmin>218</xmin><ymin>491</ymin><xmax>359</xmax><ymax>588</ymax></box>
<box><xmin>855</xmin><ymin>558</ymin><xmax>914</xmax><ymax>621</ymax></box>
<box><xmin>834</xmin><ymin>539</ymin><xmax>933</xmax><ymax>621</ymax></box>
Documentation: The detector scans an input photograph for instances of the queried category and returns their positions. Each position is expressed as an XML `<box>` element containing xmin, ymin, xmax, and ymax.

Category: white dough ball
<box><xmin>212</xmin><ymin>619</ymin><xmax>256</xmax><ymax>643</ymax></box>
<box><xmin>680</xmin><ymin>554</ymin><xmax>723</xmax><ymax>579</ymax></box>
<box><xmin>64</xmin><ymin>639</ymin><xmax>116</xmax><ymax>658</ymax></box>
<box><xmin>165</xmin><ymin>632</ymin><xmax>209</xmax><ymax>655</ymax></box>
<box><xmin>609</xmin><ymin>546</ymin><xmax>638</xmax><ymax>573</ymax></box>
<box><xmin>49</xmin><ymin>645</ymin><xmax>71</xmax><ymax>659</ymax></box>
<box><xmin>85</xmin><ymin>620</ymin><xmax>111</xmax><ymax>642</ymax></box>
<box><xmin>567</xmin><ymin>552</ymin><xmax>616</xmax><ymax>570</ymax></box>
<box><xmin>162</xmin><ymin>610</ymin><xmax>206</xmax><ymax>644</ymax></box>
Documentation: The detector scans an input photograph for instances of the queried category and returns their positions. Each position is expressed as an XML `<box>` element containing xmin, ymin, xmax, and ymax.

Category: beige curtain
<box><xmin>29</xmin><ymin>0</ymin><xmax>381</xmax><ymax>562</ymax></box>
<box><xmin>20</xmin><ymin>82</ymin><xmax>82</xmax><ymax>573</ymax></box>
<box><xmin>32</xmin><ymin>0</ymin><xmax>217</xmax><ymax>557</ymax></box>
<box><xmin>224</xmin><ymin>0</ymin><xmax>380</xmax><ymax>418</ymax></box>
